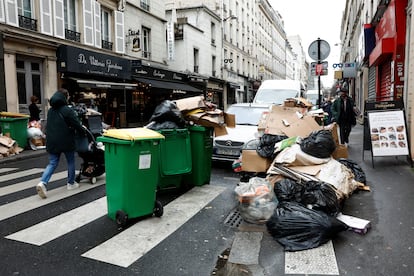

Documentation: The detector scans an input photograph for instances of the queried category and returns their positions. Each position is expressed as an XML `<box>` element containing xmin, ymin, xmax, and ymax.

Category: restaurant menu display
<box><xmin>368</xmin><ymin>110</ymin><xmax>409</xmax><ymax>156</ymax></box>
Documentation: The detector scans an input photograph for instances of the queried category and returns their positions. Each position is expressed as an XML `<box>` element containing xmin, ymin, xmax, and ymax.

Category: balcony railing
<box><xmin>102</xmin><ymin>40</ymin><xmax>113</xmax><ymax>50</ymax></box>
<box><xmin>65</xmin><ymin>29</ymin><xmax>81</xmax><ymax>42</ymax></box>
<box><xmin>142</xmin><ymin>51</ymin><xmax>151</xmax><ymax>59</ymax></box>
<box><xmin>18</xmin><ymin>15</ymin><xmax>37</xmax><ymax>31</ymax></box>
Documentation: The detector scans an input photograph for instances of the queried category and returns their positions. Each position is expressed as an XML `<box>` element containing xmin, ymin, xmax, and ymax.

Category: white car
<box><xmin>212</xmin><ymin>103</ymin><xmax>271</xmax><ymax>162</ymax></box>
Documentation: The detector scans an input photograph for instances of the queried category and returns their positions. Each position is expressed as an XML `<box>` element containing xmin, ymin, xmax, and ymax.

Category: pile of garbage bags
<box><xmin>234</xmin><ymin>129</ymin><xmax>368</xmax><ymax>251</ymax></box>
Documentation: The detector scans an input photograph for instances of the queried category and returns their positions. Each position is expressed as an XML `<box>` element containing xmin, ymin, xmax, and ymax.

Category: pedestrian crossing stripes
<box><xmin>1</xmin><ymin>167</ymin><xmax>341</xmax><ymax>274</ymax></box>
<box><xmin>82</xmin><ymin>185</ymin><xmax>225</xmax><ymax>267</ymax></box>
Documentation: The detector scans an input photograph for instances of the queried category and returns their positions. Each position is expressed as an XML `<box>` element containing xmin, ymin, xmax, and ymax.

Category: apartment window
<box><xmin>140</xmin><ymin>0</ymin><xmax>150</xmax><ymax>11</ymax></box>
<box><xmin>142</xmin><ymin>27</ymin><xmax>151</xmax><ymax>58</ymax></box>
<box><xmin>18</xmin><ymin>0</ymin><xmax>36</xmax><ymax>31</ymax></box>
<box><xmin>64</xmin><ymin>0</ymin><xmax>80</xmax><ymax>42</ymax></box>
<box><xmin>101</xmin><ymin>8</ymin><xmax>112</xmax><ymax>50</ymax></box>
<box><xmin>211</xmin><ymin>22</ymin><xmax>216</xmax><ymax>45</ymax></box>
<box><xmin>212</xmin><ymin>56</ymin><xmax>216</xmax><ymax>77</ymax></box>
<box><xmin>16</xmin><ymin>58</ymin><xmax>42</xmax><ymax>106</ymax></box>
<box><xmin>193</xmin><ymin>48</ymin><xmax>199</xmax><ymax>73</ymax></box>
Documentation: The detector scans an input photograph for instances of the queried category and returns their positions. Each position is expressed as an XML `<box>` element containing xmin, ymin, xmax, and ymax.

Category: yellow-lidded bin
<box><xmin>97</xmin><ymin>128</ymin><xmax>165</xmax><ymax>225</ymax></box>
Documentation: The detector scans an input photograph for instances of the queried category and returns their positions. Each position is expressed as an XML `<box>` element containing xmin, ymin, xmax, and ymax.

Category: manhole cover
<box><xmin>224</xmin><ymin>209</ymin><xmax>243</xmax><ymax>228</ymax></box>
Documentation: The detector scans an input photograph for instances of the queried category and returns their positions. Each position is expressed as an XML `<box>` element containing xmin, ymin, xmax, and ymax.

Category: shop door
<box><xmin>378</xmin><ymin>60</ymin><xmax>392</xmax><ymax>101</ymax></box>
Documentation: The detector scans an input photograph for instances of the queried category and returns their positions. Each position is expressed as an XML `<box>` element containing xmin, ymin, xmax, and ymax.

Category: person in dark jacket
<box><xmin>331</xmin><ymin>88</ymin><xmax>356</xmax><ymax>144</ymax></box>
<box><xmin>36</xmin><ymin>88</ymin><xmax>85</xmax><ymax>199</ymax></box>
<box><xmin>29</xmin><ymin>95</ymin><xmax>41</xmax><ymax>122</ymax></box>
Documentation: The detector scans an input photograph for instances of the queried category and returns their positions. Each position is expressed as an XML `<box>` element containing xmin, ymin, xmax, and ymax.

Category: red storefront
<box><xmin>369</xmin><ymin>0</ymin><xmax>407</xmax><ymax>101</ymax></box>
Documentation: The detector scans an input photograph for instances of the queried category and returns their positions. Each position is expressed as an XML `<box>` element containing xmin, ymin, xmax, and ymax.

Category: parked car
<box><xmin>212</xmin><ymin>103</ymin><xmax>271</xmax><ymax>162</ymax></box>
<box><xmin>252</xmin><ymin>79</ymin><xmax>305</xmax><ymax>105</ymax></box>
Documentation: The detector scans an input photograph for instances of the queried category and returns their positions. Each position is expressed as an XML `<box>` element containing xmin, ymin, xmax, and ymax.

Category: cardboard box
<box><xmin>332</xmin><ymin>144</ymin><xmax>348</xmax><ymax>159</ymax></box>
<box><xmin>241</xmin><ymin>149</ymin><xmax>272</xmax><ymax>172</ymax></box>
<box><xmin>174</xmin><ymin>95</ymin><xmax>205</xmax><ymax>111</ymax></box>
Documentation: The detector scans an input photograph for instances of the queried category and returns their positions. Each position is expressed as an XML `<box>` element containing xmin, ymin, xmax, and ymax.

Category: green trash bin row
<box><xmin>0</xmin><ymin>116</ymin><xmax>29</xmax><ymax>148</ymax></box>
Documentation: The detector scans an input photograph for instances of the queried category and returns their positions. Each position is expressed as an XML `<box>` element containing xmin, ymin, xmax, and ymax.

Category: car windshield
<box><xmin>226</xmin><ymin>105</ymin><xmax>268</xmax><ymax>125</ymax></box>
<box><xmin>254</xmin><ymin>89</ymin><xmax>298</xmax><ymax>104</ymax></box>
<box><xmin>307</xmin><ymin>94</ymin><xmax>319</xmax><ymax>105</ymax></box>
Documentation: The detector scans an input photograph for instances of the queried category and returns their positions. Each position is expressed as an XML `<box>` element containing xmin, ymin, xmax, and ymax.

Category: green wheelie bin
<box><xmin>0</xmin><ymin>115</ymin><xmax>29</xmax><ymax>148</ymax></box>
<box><xmin>97</xmin><ymin>128</ymin><xmax>165</xmax><ymax>227</ymax></box>
<box><xmin>183</xmin><ymin>125</ymin><xmax>214</xmax><ymax>186</ymax></box>
<box><xmin>157</xmin><ymin>128</ymin><xmax>192</xmax><ymax>190</ymax></box>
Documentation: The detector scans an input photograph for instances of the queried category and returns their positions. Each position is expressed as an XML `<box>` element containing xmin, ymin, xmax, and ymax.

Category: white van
<box><xmin>252</xmin><ymin>80</ymin><xmax>303</xmax><ymax>105</ymax></box>
<box><xmin>305</xmin><ymin>89</ymin><xmax>320</xmax><ymax>105</ymax></box>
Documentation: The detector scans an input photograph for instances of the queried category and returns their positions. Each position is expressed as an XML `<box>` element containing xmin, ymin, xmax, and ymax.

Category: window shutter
<box><xmin>0</xmin><ymin>0</ymin><xmax>5</xmax><ymax>22</ymax></box>
<box><xmin>53</xmin><ymin>0</ymin><xmax>65</xmax><ymax>39</ymax></box>
<box><xmin>40</xmin><ymin>0</ymin><xmax>53</xmax><ymax>35</ymax></box>
<box><xmin>114</xmin><ymin>11</ymin><xmax>124</xmax><ymax>54</ymax></box>
<box><xmin>83</xmin><ymin>0</ymin><xmax>94</xmax><ymax>46</ymax></box>
<box><xmin>5</xmin><ymin>0</ymin><xmax>18</xmax><ymax>27</ymax></box>
<box><xmin>94</xmin><ymin>1</ymin><xmax>101</xmax><ymax>48</ymax></box>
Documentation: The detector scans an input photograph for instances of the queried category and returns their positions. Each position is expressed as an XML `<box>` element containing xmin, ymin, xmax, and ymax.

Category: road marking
<box><xmin>6</xmin><ymin>197</ymin><xmax>107</xmax><ymax>245</ymax></box>
<box><xmin>285</xmin><ymin>241</ymin><xmax>339</xmax><ymax>275</ymax></box>
<box><xmin>0</xmin><ymin>168</ymin><xmax>43</xmax><ymax>183</ymax></box>
<box><xmin>82</xmin><ymin>185</ymin><xmax>226</xmax><ymax>268</ymax></box>
<box><xmin>0</xmin><ymin>178</ymin><xmax>105</xmax><ymax>222</ymax></box>
<box><xmin>0</xmin><ymin>168</ymin><xmax>17</xmax><ymax>174</ymax></box>
<box><xmin>0</xmin><ymin>171</ymin><xmax>68</xmax><ymax>196</ymax></box>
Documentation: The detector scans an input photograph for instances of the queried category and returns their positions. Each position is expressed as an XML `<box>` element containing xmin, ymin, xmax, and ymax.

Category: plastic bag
<box><xmin>274</xmin><ymin>178</ymin><xmax>304</xmax><ymax>203</ymax></box>
<box><xmin>235</xmin><ymin>177</ymin><xmax>278</xmax><ymax>224</ymax></box>
<box><xmin>337</xmin><ymin>158</ymin><xmax>366</xmax><ymax>184</ymax></box>
<box><xmin>256</xmin><ymin>134</ymin><xmax>288</xmax><ymax>158</ymax></box>
<box><xmin>274</xmin><ymin>144</ymin><xmax>331</xmax><ymax>166</ymax></box>
<box><xmin>266</xmin><ymin>202</ymin><xmax>348</xmax><ymax>251</ymax></box>
<box><xmin>300</xmin><ymin>130</ymin><xmax>336</xmax><ymax>158</ymax></box>
<box><xmin>149</xmin><ymin>100</ymin><xmax>185</xmax><ymax>127</ymax></box>
<box><xmin>300</xmin><ymin>181</ymin><xmax>341</xmax><ymax>216</ymax></box>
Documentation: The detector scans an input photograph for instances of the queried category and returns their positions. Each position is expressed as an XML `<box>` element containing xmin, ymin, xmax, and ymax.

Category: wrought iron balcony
<box><xmin>65</xmin><ymin>29</ymin><xmax>81</xmax><ymax>42</ymax></box>
<box><xmin>102</xmin><ymin>40</ymin><xmax>113</xmax><ymax>50</ymax></box>
<box><xmin>18</xmin><ymin>15</ymin><xmax>37</xmax><ymax>31</ymax></box>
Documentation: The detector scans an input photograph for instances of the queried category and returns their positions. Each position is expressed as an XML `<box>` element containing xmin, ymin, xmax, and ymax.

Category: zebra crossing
<box><xmin>0</xmin><ymin>167</ymin><xmax>225</xmax><ymax>269</ymax></box>
<box><xmin>1</xmin><ymin>166</ymin><xmax>342</xmax><ymax>275</ymax></box>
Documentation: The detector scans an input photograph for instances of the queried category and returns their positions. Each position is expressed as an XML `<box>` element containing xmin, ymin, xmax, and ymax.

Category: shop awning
<box><xmin>134</xmin><ymin>77</ymin><xmax>202</xmax><ymax>93</ymax></box>
<box><xmin>69</xmin><ymin>78</ymin><xmax>138</xmax><ymax>90</ymax></box>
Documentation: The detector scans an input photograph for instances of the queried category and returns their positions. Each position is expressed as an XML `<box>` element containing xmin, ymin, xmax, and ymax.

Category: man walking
<box><xmin>331</xmin><ymin>87</ymin><xmax>356</xmax><ymax>145</ymax></box>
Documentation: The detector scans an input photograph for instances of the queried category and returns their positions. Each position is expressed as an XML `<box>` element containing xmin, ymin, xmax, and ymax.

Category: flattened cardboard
<box><xmin>214</xmin><ymin>126</ymin><xmax>228</xmax><ymax>137</ymax></box>
<box><xmin>224</xmin><ymin>113</ymin><xmax>236</xmax><ymax>128</ymax></box>
<box><xmin>288</xmin><ymin>164</ymin><xmax>324</xmax><ymax>176</ymax></box>
<box><xmin>241</xmin><ymin>150</ymin><xmax>272</xmax><ymax>172</ymax></box>
<box><xmin>332</xmin><ymin>144</ymin><xmax>348</xmax><ymax>159</ymax></box>
<box><xmin>336</xmin><ymin>213</ymin><xmax>371</xmax><ymax>235</ymax></box>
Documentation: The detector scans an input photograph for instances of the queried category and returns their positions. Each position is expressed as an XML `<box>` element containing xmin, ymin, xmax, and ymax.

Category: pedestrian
<box><xmin>331</xmin><ymin>88</ymin><xmax>356</xmax><ymax>144</ymax></box>
<box><xmin>36</xmin><ymin>88</ymin><xmax>86</xmax><ymax>199</ymax></box>
<box><xmin>29</xmin><ymin>95</ymin><xmax>41</xmax><ymax>122</ymax></box>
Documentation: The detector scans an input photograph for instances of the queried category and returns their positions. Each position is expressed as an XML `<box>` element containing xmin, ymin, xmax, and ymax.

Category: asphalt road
<box><xmin>1</xmin><ymin>124</ymin><xmax>414</xmax><ymax>275</ymax></box>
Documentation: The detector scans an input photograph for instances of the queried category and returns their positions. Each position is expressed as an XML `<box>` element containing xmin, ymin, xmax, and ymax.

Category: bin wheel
<box><xmin>115</xmin><ymin>210</ymin><xmax>128</xmax><ymax>227</ymax></box>
<box><xmin>153</xmin><ymin>200</ymin><xmax>163</xmax><ymax>217</ymax></box>
<box><xmin>90</xmin><ymin>177</ymin><xmax>97</xmax><ymax>184</ymax></box>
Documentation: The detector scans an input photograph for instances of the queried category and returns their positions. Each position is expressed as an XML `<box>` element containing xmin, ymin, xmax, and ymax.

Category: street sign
<box><xmin>310</xmin><ymin>61</ymin><xmax>328</xmax><ymax>76</ymax></box>
<box><xmin>308</xmin><ymin>39</ymin><xmax>331</xmax><ymax>61</ymax></box>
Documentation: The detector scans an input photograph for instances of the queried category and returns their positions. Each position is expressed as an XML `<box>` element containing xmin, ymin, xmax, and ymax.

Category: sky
<box><xmin>268</xmin><ymin>0</ymin><xmax>346</xmax><ymax>87</ymax></box>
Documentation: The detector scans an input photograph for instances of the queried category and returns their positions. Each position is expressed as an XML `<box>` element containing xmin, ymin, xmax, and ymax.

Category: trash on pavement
<box><xmin>336</xmin><ymin>213</ymin><xmax>371</xmax><ymax>234</ymax></box>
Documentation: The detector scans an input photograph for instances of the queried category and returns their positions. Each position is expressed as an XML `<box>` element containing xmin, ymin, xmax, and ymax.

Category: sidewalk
<box><xmin>0</xmin><ymin>147</ymin><xmax>46</xmax><ymax>165</ymax></box>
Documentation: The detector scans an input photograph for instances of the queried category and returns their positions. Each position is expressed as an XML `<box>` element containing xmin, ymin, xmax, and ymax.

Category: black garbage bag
<box><xmin>300</xmin><ymin>181</ymin><xmax>341</xmax><ymax>216</ymax></box>
<box><xmin>146</xmin><ymin>121</ymin><xmax>181</xmax><ymax>130</ymax></box>
<box><xmin>266</xmin><ymin>202</ymin><xmax>348</xmax><ymax>251</ymax></box>
<box><xmin>149</xmin><ymin>100</ymin><xmax>185</xmax><ymax>127</ymax></box>
<box><xmin>300</xmin><ymin>130</ymin><xmax>336</xmax><ymax>158</ymax></box>
<box><xmin>257</xmin><ymin>134</ymin><xmax>288</xmax><ymax>158</ymax></box>
<box><xmin>337</xmin><ymin>158</ymin><xmax>366</xmax><ymax>184</ymax></box>
<box><xmin>274</xmin><ymin>178</ymin><xmax>304</xmax><ymax>203</ymax></box>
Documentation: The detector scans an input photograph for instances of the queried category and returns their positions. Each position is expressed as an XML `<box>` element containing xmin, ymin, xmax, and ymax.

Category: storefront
<box><xmin>369</xmin><ymin>0</ymin><xmax>407</xmax><ymax>101</ymax></box>
<box><xmin>132</xmin><ymin>64</ymin><xmax>202</xmax><ymax>121</ymax></box>
<box><xmin>57</xmin><ymin>45</ymin><xmax>137</xmax><ymax>127</ymax></box>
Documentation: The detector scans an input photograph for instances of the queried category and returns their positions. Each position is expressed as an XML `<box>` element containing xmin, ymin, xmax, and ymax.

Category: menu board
<box><xmin>367</xmin><ymin>110</ymin><xmax>409</xmax><ymax>156</ymax></box>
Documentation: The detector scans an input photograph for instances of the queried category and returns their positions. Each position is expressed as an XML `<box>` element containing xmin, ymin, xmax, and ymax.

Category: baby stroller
<box><xmin>76</xmin><ymin>117</ymin><xmax>105</xmax><ymax>184</ymax></box>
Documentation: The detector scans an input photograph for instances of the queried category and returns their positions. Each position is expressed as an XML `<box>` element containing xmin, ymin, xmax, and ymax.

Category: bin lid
<box><xmin>0</xmin><ymin>112</ymin><xmax>30</xmax><ymax>118</ymax></box>
<box><xmin>102</xmin><ymin>127</ymin><xmax>165</xmax><ymax>141</ymax></box>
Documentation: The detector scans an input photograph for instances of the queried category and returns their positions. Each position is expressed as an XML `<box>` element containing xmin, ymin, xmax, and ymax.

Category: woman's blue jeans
<box><xmin>40</xmin><ymin>151</ymin><xmax>76</xmax><ymax>185</ymax></box>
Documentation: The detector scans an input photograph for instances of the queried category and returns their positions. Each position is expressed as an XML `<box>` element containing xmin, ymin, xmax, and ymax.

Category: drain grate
<box><xmin>224</xmin><ymin>209</ymin><xmax>243</xmax><ymax>228</ymax></box>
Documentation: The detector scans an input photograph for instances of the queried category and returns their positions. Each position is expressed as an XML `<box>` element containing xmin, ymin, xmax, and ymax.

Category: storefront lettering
<box><xmin>77</xmin><ymin>54</ymin><xmax>124</xmax><ymax>72</ymax></box>
<box><xmin>173</xmin><ymin>73</ymin><xmax>182</xmax><ymax>81</ymax></box>
<box><xmin>78</xmin><ymin>54</ymin><xmax>87</xmax><ymax>64</ymax></box>
<box><xmin>153</xmin><ymin>70</ymin><xmax>166</xmax><ymax>79</ymax></box>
